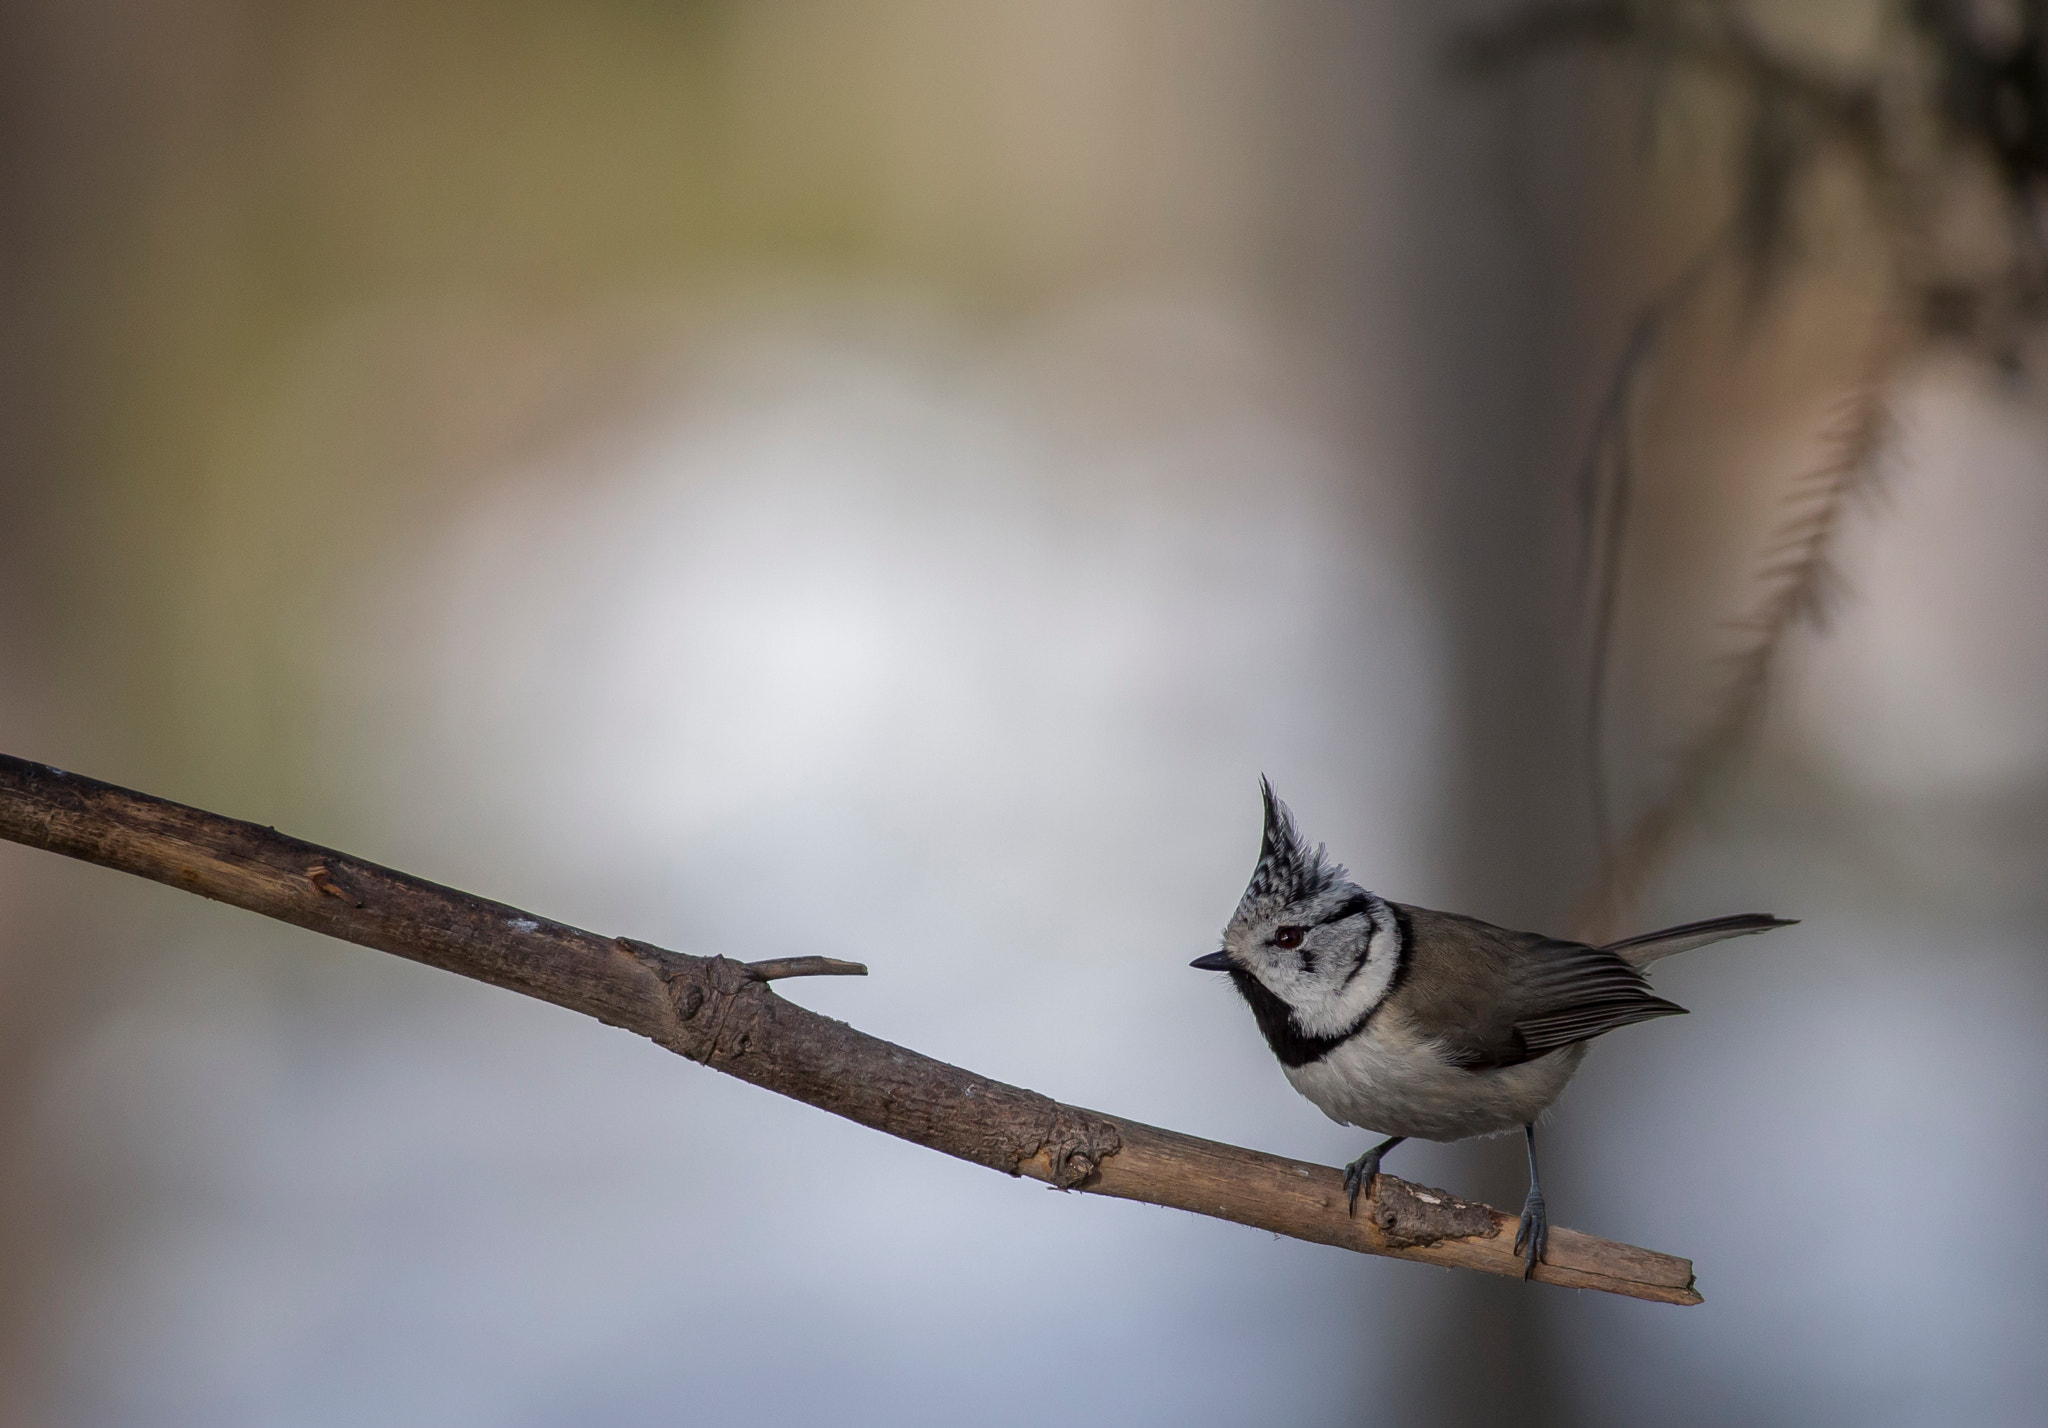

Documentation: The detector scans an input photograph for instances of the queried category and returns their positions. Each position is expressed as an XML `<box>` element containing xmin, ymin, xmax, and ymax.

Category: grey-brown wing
<box><xmin>1507</xmin><ymin>939</ymin><xmax>1687</xmax><ymax>1059</ymax></box>
<box><xmin>1394</xmin><ymin>905</ymin><xmax>1686</xmax><ymax>1070</ymax></box>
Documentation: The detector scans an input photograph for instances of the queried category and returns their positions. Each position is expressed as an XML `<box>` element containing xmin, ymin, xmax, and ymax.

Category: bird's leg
<box><xmin>1512</xmin><ymin>1122</ymin><xmax>1548</xmax><ymax>1277</ymax></box>
<box><xmin>1342</xmin><ymin>1135</ymin><xmax>1405</xmax><ymax>1215</ymax></box>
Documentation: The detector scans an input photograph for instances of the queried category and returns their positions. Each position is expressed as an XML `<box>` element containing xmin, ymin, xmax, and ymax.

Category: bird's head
<box><xmin>1191</xmin><ymin>779</ymin><xmax>1399</xmax><ymax>1038</ymax></box>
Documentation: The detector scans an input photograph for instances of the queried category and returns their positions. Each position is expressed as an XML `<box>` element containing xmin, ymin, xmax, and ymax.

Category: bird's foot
<box><xmin>1342</xmin><ymin>1150</ymin><xmax>1386</xmax><ymax>1216</ymax></box>
<box><xmin>1513</xmin><ymin>1187</ymin><xmax>1548</xmax><ymax>1277</ymax></box>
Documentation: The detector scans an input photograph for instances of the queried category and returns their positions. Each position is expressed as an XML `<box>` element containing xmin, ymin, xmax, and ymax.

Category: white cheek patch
<box><xmin>1244</xmin><ymin>952</ymin><xmax>1311</xmax><ymax>1007</ymax></box>
<box><xmin>1294</xmin><ymin>895</ymin><xmax>1402</xmax><ymax>1038</ymax></box>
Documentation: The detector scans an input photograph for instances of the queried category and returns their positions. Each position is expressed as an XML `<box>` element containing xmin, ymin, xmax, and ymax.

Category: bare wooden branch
<box><xmin>0</xmin><ymin>754</ymin><xmax>1700</xmax><ymax>1305</ymax></box>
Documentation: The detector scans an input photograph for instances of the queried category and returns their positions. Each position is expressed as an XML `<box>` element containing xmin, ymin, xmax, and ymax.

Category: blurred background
<box><xmin>3</xmin><ymin>1</ymin><xmax>2046</xmax><ymax>1423</ymax></box>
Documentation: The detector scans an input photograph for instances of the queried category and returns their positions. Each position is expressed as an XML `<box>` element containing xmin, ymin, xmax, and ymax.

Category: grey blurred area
<box><xmin>3</xmin><ymin>2</ymin><xmax>2047</xmax><ymax>1426</ymax></box>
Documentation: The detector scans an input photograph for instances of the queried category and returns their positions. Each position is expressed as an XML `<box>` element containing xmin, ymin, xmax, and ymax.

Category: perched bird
<box><xmin>1191</xmin><ymin>779</ymin><xmax>1792</xmax><ymax>1274</ymax></box>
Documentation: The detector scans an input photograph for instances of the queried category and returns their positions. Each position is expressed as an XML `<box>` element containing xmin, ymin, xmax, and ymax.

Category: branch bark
<box><xmin>0</xmin><ymin>754</ymin><xmax>1700</xmax><ymax>1305</ymax></box>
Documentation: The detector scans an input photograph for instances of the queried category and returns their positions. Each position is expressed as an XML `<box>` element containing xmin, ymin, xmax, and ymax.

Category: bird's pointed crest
<box><xmin>1235</xmin><ymin>777</ymin><xmax>1343</xmax><ymax>921</ymax></box>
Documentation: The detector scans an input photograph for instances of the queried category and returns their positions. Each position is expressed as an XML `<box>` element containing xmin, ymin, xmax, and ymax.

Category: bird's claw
<box><xmin>1513</xmin><ymin>1189</ymin><xmax>1548</xmax><ymax>1277</ymax></box>
<box><xmin>1342</xmin><ymin>1152</ymin><xmax>1383</xmax><ymax>1216</ymax></box>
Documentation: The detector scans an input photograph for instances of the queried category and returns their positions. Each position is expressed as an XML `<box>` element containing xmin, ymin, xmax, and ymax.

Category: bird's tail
<box><xmin>1602</xmin><ymin>913</ymin><xmax>1795</xmax><ymax>969</ymax></box>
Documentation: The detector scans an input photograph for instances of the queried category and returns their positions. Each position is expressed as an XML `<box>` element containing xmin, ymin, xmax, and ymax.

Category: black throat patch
<box><xmin>1228</xmin><ymin>969</ymin><xmax>1353</xmax><ymax>1067</ymax></box>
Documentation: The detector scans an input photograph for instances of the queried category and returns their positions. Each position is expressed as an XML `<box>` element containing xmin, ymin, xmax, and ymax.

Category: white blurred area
<box><xmin>31</xmin><ymin>300</ymin><xmax>1452</xmax><ymax>1426</ymax></box>
<box><xmin>1798</xmin><ymin>361</ymin><xmax>2048</xmax><ymax>807</ymax></box>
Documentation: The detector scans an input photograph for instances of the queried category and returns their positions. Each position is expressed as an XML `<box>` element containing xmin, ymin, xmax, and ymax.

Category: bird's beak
<box><xmin>1189</xmin><ymin>950</ymin><xmax>1234</xmax><ymax>971</ymax></box>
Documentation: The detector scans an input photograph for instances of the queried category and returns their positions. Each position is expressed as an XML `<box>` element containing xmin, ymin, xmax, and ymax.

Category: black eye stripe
<box><xmin>1335</xmin><ymin>897</ymin><xmax>1387</xmax><ymax>992</ymax></box>
<box><xmin>1312</xmin><ymin>893</ymin><xmax>1371</xmax><ymax>928</ymax></box>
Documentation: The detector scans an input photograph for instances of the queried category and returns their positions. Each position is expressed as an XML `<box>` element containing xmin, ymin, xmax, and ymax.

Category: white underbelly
<box><xmin>1282</xmin><ymin>1016</ymin><xmax>1587</xmax><ymax>1143</ymax></box>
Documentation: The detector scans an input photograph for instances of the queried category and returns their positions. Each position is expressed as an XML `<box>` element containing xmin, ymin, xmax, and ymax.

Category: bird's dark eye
<box><xmin>1272</xmin><ymin>926</ymin><xmax>1304</xmax><ymax>949</ymax></box>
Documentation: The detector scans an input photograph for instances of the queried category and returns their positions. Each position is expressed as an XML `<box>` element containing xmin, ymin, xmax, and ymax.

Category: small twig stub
<box><xmin>741</xmin><ymin>956</ymin><xmax>869</xmax><ymax>981</ymax></box>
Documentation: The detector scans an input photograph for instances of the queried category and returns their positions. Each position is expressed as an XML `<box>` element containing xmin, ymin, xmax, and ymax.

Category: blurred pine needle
<box><xmin>1464</xmin><ymin>0</ymin><xmax>2047</xmax><ymax>931</ymax></box>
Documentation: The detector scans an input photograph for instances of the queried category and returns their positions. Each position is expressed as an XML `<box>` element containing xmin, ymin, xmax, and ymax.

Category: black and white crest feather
<box><xmin>1235</xmin><ymin>778</ymin><xmax>1345</xmax><ymax>922</ymax></box>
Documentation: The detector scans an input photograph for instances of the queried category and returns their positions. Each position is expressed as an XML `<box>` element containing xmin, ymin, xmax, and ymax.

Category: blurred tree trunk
<box><xmin>0</xmin><ymin>5</ymin><xmax>132</xmax><ymax>1419</ymax></box>
<box><xmin>1259</xmin><ymin>5</ymin><xmax>1630</xmax><ymax>1421</ymax></box>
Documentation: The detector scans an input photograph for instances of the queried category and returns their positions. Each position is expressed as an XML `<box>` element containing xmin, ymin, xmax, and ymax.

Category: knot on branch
<box><xmin>1035</xmin><ymin>1105</ymin><xmax>1122</xmax><ymax>1189</ymax></box>
<box><xmin>1364</xmin><ymin>1178</ymin><xmax>1498</xmax><ymax>1249</ymax></box>
<box><xmin>615</xmin><ymin>939</ymin><xmax>760</xmax><ymax>1063</ymax></box>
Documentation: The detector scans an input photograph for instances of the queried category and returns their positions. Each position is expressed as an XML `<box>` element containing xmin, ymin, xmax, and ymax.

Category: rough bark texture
<box><xmin>0</xmin><ymin>754</ymin><xmax>1700</xmax><ymax>1304</ymax></box>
